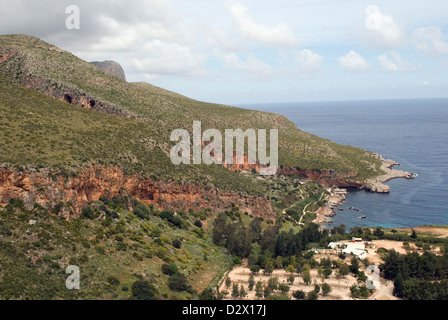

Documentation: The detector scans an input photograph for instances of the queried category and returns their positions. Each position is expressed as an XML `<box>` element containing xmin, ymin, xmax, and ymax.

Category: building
<box><xmin>342</xmin><ymin>247</ymin><xmax>367</xmax><ymax>260</ymax></box>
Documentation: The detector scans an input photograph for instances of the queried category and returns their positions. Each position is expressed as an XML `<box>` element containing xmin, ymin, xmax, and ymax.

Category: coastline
<box><xmin>364</xmin><ymin>154</ymin><xmax>415</xmax><ymax>193</ymax></box>
<box><xmin>314</xmin><ymin>154</ymin><xmax>415</xmax><ymax>225</ymax></box>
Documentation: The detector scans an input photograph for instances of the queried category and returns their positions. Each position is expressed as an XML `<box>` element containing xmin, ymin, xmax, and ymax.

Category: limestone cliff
<box><xmin>0</xmin><ymin>165</ymin><xmax>275</xmax><ymax>221</ymax></box>
<box><xmin>90</xmin><ymin>60</ymin><xmax>126</xmax><ymax>81</ymax></box>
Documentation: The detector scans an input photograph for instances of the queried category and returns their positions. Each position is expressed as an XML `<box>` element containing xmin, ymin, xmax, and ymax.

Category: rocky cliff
<box><xmin>90</xmin><ymin>60</ymin><xmax>126</xmax><ymax>81</ymax></box>
<box><xmin>0</xmin><ymin>164</ymin><xmax>275</xmax><ymax>221</ymax></box>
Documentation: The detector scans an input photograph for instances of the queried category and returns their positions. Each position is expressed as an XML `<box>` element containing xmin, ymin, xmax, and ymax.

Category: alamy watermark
<box><xmin>170</xmin><ymin>121</ymin><xmax>279</xmax><ymax>176</ymax></box>
<box><xmin>66</xmin><ymin>5</ymin><xmax>80</xmax><ymax>30</ymax></box>
<box><xmin>65</xmin><ymin>265</ymin><xmax>80</xmax><ymax>290</ymax></box>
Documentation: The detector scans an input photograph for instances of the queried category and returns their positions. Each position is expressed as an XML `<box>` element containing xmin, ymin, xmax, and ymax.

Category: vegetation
<box><xmin>0</xmin><ymin>34</ymin><xmax>384</xmax><ymax>185</ymax></box>
<box><xmin>0</xmin><ymin>197</ymin><xmax>232</xmax><ymax>299</ymax></box>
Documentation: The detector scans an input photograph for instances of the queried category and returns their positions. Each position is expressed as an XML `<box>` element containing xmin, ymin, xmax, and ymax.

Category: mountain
<box><xmin>90</xmin><ymin>60</ymin><xmax>126</xmax><ymax>81</ymax></box>
<box><xmin>0</xmin><ymin>34</ymin><xmax>389</xmax><ymax>300</ymax></box>
<box><xmin>0</xmin><ymin>34</ymin><xmax>383</xmax><ymax>175</ymax></box>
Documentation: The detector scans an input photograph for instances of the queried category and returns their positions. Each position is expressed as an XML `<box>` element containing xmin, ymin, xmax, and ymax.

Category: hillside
<box><xmin>0</xmin><ymin>34</ymin><xmax>384</xmax><ymax>181</ymax></box>
<box><xmin>0</xmin><ymin>34</ymin><xmax>392</xmax><ymax>300</ymax></box>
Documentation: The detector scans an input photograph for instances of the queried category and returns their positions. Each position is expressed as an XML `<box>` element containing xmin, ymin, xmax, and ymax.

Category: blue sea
<box><xmin>242</xmin><ymin>99</ymin><xmax>448</xmax><ymax>229</ymax></box>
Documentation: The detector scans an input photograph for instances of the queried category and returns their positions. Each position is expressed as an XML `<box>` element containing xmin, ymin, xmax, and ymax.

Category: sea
<box><xmin>241</xmin><ymin>99</ymin><xmax>448</xmax><ymax>230</ymax></box>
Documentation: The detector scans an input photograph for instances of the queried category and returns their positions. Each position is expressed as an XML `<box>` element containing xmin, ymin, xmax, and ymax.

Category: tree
<box><xmin>350</xmin><ymin>257</ymin><xmax>360</xmax><ymax>274</ymax></box>
<box><xmin>302</xmin><ymin>270</ymin><xmax>312</xmax><ymax>285</ymax></box>
<box><xmin>411</xmin><ymin>229</ymin><xmax>418</xmax><ymax>239</ymax></box>
<box><xmin>132</xmin><ymin>280</ymin><xmax>158</xmax><ymax>300</ymax></box>
<box><xmin>322</xmin><ymin>283</ymin><xmax>332</xmax><ymax>296</ymax></box>
<box><xmin>239</xmin><ymin>285</ymin><xmax>247</xmax><ymax>298</ymax></box>
<box><xmin>293</xmin><ymin>290</ymin><xmax>306</xmax><ymax>300</ymax></box>
<box><xmin>248</xmin><ymin>252</ymin><xmax>258</xmax><ymax>266</ymax></box>
<box><xmin>264</xmin><ymin>285</ymin><xmax>273</xmax><ymax>298</ymax></box>
<box><xmin>199</xmin><ymin>288</ymin><xmax>216</xmax><ymax>300</ymax></box>
<box><xmin>286</xmin><ymin>264</ymin><xmax>295</xmax><ymax>274</ymax></box>
<box><xmin>279</xmin><ymin>283</ymin><xmax>290</xmax><ymax>294</ymax></box>
<box><xmin>394</xmin><ymin>273</ymin><xmax>404</xmax><ymax>297</ymax></box>
<box><xmin>360</xmin><ymin>285</ymin><xmax>369</xmax><ymax>298</ymax></box>
<box><xmin>248</xmin><ymin>275</ymin><xmax>255</xmax><ymax>291</ymax></box>
<box><xmin>267</xmin><ymin>277</ymin><xmax>279</xmax><ymax>291</ymax></box>
<box><xmin>306</xmin><ymin>290</ymin><xmax>319</xmax><ymax>300</ymax></box>
<box><xmin>314</xmin><ymin>284</ymin><xmax>321</xmax><ymax>294</ymax></box>
<box><xmin>225</xmin><ymin>277</ymin><xmax>231</xmax><ymax>289</ymax></box>
<box><xmin>255</xmin><ymin>281</ymin><xmax>263</xmax><ymax>299</ymax></box>
<box><xmin>288</xmin><ymin>274</ymin><xmax>295</xmax><ymax>285</ymax></box>
<box><xmin>249</xmin><ymin>218</ymin><xmax>262</xmax><ymax>242</ymax></box>
<box><xmin>323</xmin><ymin>268</ymin><xmax>332</xmax><ymax>279</ymax></box>
<box><xmin>250</xmin><ymin>265</ymin><xmax>261</xmax><ymax>274</ymax></box>
<box><xmin>232</xmin><ymin>283</ymin><xmax>239</xmax><ymax>299</ymax></box>
<box><xmin>212</xmin><ymin>212</ymin><xmax>228</xmax><ymax>246</ymax></box>
<box><xmin>350</xmin><ymin>284</ymin><xmax>360</xmax><ymax>299</ymax></box>
<box><xmin>373</xmin><ymin>227</ymin><xmax>385</xmax><ymax>238</ymax></box>
<box><xmin>264</xmin><ymin>260</ymin><xmax>274</xmax><ymax>275</ymax></box>
<box><xmin>275</xmin><ymin>256</ymin><xmax>283</xmax><ymax>269</ymax></box>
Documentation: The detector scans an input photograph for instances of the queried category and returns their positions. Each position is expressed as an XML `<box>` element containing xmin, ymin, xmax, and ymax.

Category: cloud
<box><xmin>338</xmin><ymin>51</ymin><xmax>369</xmax><ymax>72</ymax></box>
<box><xmin>365</xmin><ymin>5</ymin><xmax>405</xmax><ymax>49</ymax></box>
<box><xmin>215</xmin><ymin>51</ymin><xmax>272</xmax><ymax>77</ymax></box>
<box><xmin>411</xmin><ymin>27</ymin><xmax>448</xmax><ymax>58</ymax></box>
<box><xmin>130</xmin><ymin>40</ymin><xmax>206</xmax><ymax>75</ymax></box>
<box><xmin>293</xmin><ymin>49</ymin><xmax>324</xmax><ymax>74</ymax></box>
<box><xmin>228</xmin><ymin>2</ymin><xmax>300</xmax><ymax>48</ymax></box>
<box><xmin>0</xmin><ymin>0</ymin><xmax>208</xmax><ymax>78</ymax></box>
<box><xmin>378</xmin><ymin>51</ymin><xmax>414</xmax><ymax>72</ymax></box>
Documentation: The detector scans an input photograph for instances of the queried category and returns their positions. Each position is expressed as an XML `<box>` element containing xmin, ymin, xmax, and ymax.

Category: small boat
<box><xmin>338</xmin><ymin>208</ymin><xmax>344</xmax><ymax>211</ymax></box>
<box><xmin>360</xmin><ymin>216</ymin><xmax>367</xmax><ymax>219</ymax></box>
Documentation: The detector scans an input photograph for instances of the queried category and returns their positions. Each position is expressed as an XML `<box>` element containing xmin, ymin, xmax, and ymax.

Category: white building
<box><xmin>342</xmin><ymin>247</ymin><xmax>367</xmax><ymax>260</ymax></box>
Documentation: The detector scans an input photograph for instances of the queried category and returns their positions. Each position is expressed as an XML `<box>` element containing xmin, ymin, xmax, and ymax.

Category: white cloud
<box><xmin>411</xmin><ymin>27</ymin><xmax>448</xmax><ymax>57</ymax></box>
<box><xmin>130</xmin><ymin>40</ymin><xmax>206</xmax><ymax>75</ymax></box>
<box><xmin>365</xmin><ymin>5</ymin><xmax>405</xmax><ymax>49</ymax></box>
<box><xmin>215</xmin><ymin>51</ymin><xmax>272</xmax><ymax>77</ymax></box>
<box><xmin>338</xmin><ymin>51</ymin><xmax>369</xmax><ymax>72</ymax></box>
<box><xmin>378</xmin><ymin>51</ymin><xmax>414</xmax><ymax>72</ymax></box>
<box><xmin>228</xmin><ymin>2</ymin><xmax>300</xmax><ymax>48</ymax></box>
<box><xmin>294</xmin><ymin>49</ymin><xmax>324</xmax><ymax>74</ymax></box>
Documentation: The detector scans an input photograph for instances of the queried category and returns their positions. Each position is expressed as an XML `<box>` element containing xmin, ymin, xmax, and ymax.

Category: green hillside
<box><xmin>0</xmin><ymin>76</ymin><xmax>263</xmax><ymax>195</ymax></box>
<box><xmin>0</xmin><ymin>34</ymin><xmax>383</xmax><ymax>181</ymax></box>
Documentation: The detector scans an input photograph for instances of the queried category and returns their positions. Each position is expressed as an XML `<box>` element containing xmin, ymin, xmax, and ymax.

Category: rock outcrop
<box><xmin>90</xmin><ymin>60</ymin><xmax>126</xmax><ymax>81</ymax></box>
<box><xmin>364</xmin><ymin>155</ymin><xmax>415</xmax><ymax>193</ymax></box>
<box><xmin>0</xmin><ymin>164</ymin><xmax>275</xmax><ymax>221</ymax></box>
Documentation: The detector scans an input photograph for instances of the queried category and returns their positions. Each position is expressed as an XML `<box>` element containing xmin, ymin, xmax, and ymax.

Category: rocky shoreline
<box><xmin>314</xmin><ymin>154</ymin><xmax>416</xmax><ymax>225</ymax></box>
<box><xmin>364</xmin><ymin>155</ymin><xmax>415</xmax><ymax>193</ymax></box>
<box><xmin>314</xmin><ymin>188</ymin><xmax>347</xmax><ymax>224</ymax></box>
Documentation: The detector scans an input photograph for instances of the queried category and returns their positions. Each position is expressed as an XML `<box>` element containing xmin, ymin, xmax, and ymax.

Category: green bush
<box><xmin>131</xmin><ymin>280</ymin><xmax>158</xmax><ymax>300</ymax></box>
<box><xmin>167</xmin><ymin>273</ymin><xmax>192</xmax><ymax>292</ymax></box>
<box><xmin>162</xmin><ymin>263</ymin><xmax>178</xmax><ymax>276</ymax></box>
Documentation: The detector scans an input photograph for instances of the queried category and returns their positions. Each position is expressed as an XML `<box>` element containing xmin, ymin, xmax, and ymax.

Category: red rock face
<box><xmin>0</xmin><ymin>165</ymin><xmax>276</xmax><ymax>221</ymax></box>
<box><xmin>277</xmin><ymin>167</ymin><xmax>364</xmax><ymax>189</ymax></box>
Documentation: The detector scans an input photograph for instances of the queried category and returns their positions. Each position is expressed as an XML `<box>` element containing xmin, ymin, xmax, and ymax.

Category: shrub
<box><xmin>293</xmin><ymin>290</ymin><xmax>306</xmax><ymax>300</ymax></box>
<box><xmin>162</xmin><ymin>263</ymin><xmax>178</xmax><ymax>276</ymax></box>
<box><xmin>168</xmin><ymin>273</ymin><xmax>191</xmax><ymax>292</ymax></box>
<box><xmin>134</xmin><ymin>203</ymin><xmax>150</xmax><ymax>220</ymax></box>
<box><xmin>131</xmin><ymin>280</ymin><xmax>158</xmax><ymax>300</ymax></box>
<box><xmin>107</xmin><ymin>276</ymin><xmax>120</xmax><ymax>287</ymax></box>
<box><xmin>82</xmin><ymin>206</ymin><xmax>98</xmax><ymax>219</ymax></box>
<box><xmin>172</xmin><ymin>238</ymin><xmax>182</xmax><ymax>249</ymax></box>
<box><xmin>194</xmin><ymin>220</ymin><xmax>203</xmax><ymax>228</ymax></box>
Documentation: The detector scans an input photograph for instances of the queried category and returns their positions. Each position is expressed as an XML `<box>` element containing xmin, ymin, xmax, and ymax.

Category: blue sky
<box><xmin>1</xmin><ymin>0</ymin><xmax>448</xmax><ymax>105</ymax></box>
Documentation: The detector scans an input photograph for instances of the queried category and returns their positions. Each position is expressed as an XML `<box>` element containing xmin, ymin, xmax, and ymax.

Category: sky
<box><xmin>1</xmin><ymin>0</ymin><xmax>448</xmax><ymax>105</ymax></box>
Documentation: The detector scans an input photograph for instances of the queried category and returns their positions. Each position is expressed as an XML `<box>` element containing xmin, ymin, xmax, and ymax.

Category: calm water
<box><xmin>242</xmin><ymin>99</ymin><xmax>448</xmax><ymax>229</ymax></box>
